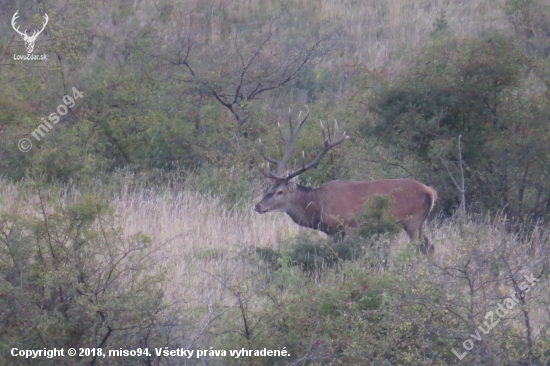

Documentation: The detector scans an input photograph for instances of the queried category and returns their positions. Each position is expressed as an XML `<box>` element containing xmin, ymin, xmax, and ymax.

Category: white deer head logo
<box><xmin>11</xmin><ymin>11</ymin><xmax>49</xmax><ymax>54</ymax></box>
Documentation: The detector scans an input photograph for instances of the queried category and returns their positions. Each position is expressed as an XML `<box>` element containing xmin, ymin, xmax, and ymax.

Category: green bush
<box><xmin>368</xmin><ymin>33</ymin><xmax>550</xmax><ymax>223</ymax></box>
<box><xmin>255</xmin><ymin>231</ymin><xmax>364</xmax><ymax>277</ymax></box>
<box><xmin>218</xmin><ymin>262</ymin><xmax>397</xmax><ymax>366</ymax></box>
<box><xmin>239</xmin><ymin>215</ymin><xmax>550</xmax><ymax>365</ymax></box>
<box><xmin>356</xmin><ymin>194</ymin><xmax>402</xmax><ymax>239</ymax></box>
<box><xmin>0</xmin><ymin>186</ymin><xmax>169</xmax><ymax>365</ymax></box>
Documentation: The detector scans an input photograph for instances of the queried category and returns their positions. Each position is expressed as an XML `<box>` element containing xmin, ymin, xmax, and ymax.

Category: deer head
<box><xmin>254</xmin><ymin>110</ymin><xmax>348</xmax><ymax>213</ymax></box>
<box><xmin>12</xmin><ymin>11</ymin><xmax>49</xmax><ymax>54</ymax></box>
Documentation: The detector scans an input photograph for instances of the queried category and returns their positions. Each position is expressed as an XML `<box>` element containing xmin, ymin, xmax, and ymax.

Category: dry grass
<box><xmin>0</xmin><ymin>176</ymin><xmax>299</xmax><ymax>311</ymax></box>
<box><xmin>109</xmin><ymin>187</ymin><xmax>299</xmax><ymax>305</ymax></box>
<box><xmin>88</xmin><ymin>0</ymin><xmax>511</xmax><ymax>75</ymax></box>
<box><xmin>1</xmin><ymin>177</ymin><xmax>542</xmax><ymax>296</ymax></box>
<box><xmin>315</xmin><ymin>0</ymin><xmax>509</xmax><ymax>71</ymax></box>
<box><xmin>2</xmin><ymin>176</ymin><xmax>548</xmax><ymax>356</ymax></box>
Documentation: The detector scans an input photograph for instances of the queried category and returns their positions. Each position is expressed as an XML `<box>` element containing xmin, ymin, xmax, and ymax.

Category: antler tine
<box><xmin>277</xmin><ymin>121</ymin><xmax>286</xmax><ymax>144</ymax></box>
<box><xmin>294</xmin><ymin>110</ymin><xmax>309</xmax><ymax>136</ymax></box>
<box><xmin>259</xmin><ymin>139</ymin><xmax>285</xmax><ymax>179</ymax></box>
<box><xmin>288</xmin><ymin>108</ymin><xmax>294</xmax><ymax>135</ymax></box>
<box><xmin>320</xmin><ymin>120</ymin><xmax>328</xmax><ymax>142</ymax></box>
<box><xmin>328</xmin><ymin>119</ymin><xmax>348</xmax><ymax>145</ymax></box>
<box><xmin>275</xmin><ymin>110</ymin><xmax>310</xmax><ymax>177</ymax></box>
<box><xmin>264</xmin><ymin>119</ymin><xmax>292</xmax><ymax>177</ymax></box>
<box><xmin>259</xmin><ymin>139</ymin><xmax>280</xmax><ymax>165</ymax></box>
<box><xmin>258</xmin><ymin>110</ymin><xmax>316</xmax><ymax>180</ymax></box>
<box><xmin>333</xmin><ymin>120</ymin><xmax>345</xmax><ymax>141</ymax></box>
<box><xmin>276</xmin><ymin>135</ymin><xmax>292</xmax><ymax>177</ymax></box>
<box><xmin>262</xmin><ymin>168</ymin><xmax>282</xmax><ymax>180</ymax></box>
<box><xmin>285</xmin><ymin>119</ymin><xmax>348</xmax><ymax>180</ymax></box>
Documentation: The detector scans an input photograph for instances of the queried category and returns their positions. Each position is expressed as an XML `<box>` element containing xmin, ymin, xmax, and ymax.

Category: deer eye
<box><xmin>276</xmin><ymin>191</ymin><xmax>283</xmax><ymax>196</ymax></box>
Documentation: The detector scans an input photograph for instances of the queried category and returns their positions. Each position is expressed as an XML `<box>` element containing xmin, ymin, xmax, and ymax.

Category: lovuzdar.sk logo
<box><xmin>11</xmin><ymin>10</ymin><xmax>48</xmax><ymax>61</ymax></box>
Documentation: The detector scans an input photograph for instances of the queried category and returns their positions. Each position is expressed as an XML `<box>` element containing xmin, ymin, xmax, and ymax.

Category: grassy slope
<box><xmin>160</xmin><ymin>0</ymin><xmax>508</xmax><ymax>71</ymax></box>
<box><xmin>3</xmin><ymin>0</ymin><xmax>549</xmax><ymax>362</ymax></box>
<box><xmin>2</xmin><ymin>175</ymin><xmax>548</xmax><ymax>358</ymax></box>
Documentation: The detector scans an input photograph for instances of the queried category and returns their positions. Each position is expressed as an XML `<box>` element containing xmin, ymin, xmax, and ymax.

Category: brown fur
<box><xmin>254</xmin><ymin>178</ymin><xmax>437</xmax><ymax>254</ymax></box>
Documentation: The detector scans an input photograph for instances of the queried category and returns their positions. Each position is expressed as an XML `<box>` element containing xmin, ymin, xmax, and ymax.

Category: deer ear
<box><xmin>287</xmin><ymin>181</ymin><xmax>297</xmax><ymax>193</ymax></box>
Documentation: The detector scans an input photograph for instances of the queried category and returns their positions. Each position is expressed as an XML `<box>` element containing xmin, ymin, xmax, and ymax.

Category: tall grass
<box><xmin>2</xmin><ymin>174</ymin><xmax>545</xmax><ymax>299</ymax></box>
<box><xmin>110</xmin><ymin>186</ymin><xmax>299</xmax><ymax>304</ymax></box>
<box><xmin>85</xmin><ymin>0</ymin><xmax>510</xmax><ymax>75</ymax></box>
<box><xmin>2</xmin><ymin>175</ymin><xmax>548</xmax><ymax>362</ymax></box>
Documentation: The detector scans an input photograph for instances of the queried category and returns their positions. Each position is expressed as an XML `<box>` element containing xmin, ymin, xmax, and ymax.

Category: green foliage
<box><xmin>286</xmin><ymin>234</ymin><xmax>360</xmax><ymax>273</ymax></box>
<box><xmin>219</xmin><ymin>262</ymin><xmax>397</xmax><ymax>365</ymax></box>
<box><xmin>222</xmin><ymin>214</ymin><xmax>550</xmax><ymax>365</ymax></box>
<box><xmin>373</xmin><ymin>34</ymin><xmax>525</xmax><ymax>161</ymax></box>
<box><xmin>0</xmin><ymin>185</ymin><xmax>168</xmax><ymax>365</ymax></box>
<box><xmin>368</xmin><ymin>33</ymin><xmax>550</xmax><ymax>222</ymax></box>
<box><xmin>256</xmin><ymin>231</ymin><xmax>364</xmax><ymax>276</ymax></box>
<box><xmin>356</xmin><ymin>194</ymin><xmax>402</xmax><ymax>239</ymax></box>
<box><xmin>254</xmin><ymin>246</ymin><xmax>282</xmax><ymax>271</ymax></box>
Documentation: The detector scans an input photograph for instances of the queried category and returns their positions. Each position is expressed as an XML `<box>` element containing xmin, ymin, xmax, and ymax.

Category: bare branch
<box><xmin>439</xmin><ymin>135</ymin><xmax>467</xmax><ymax>213</ymax></box>
<box><xmin>140</xmin><ymin>23</ymin><xmax>337</xmax><ymax>138</ymax></box>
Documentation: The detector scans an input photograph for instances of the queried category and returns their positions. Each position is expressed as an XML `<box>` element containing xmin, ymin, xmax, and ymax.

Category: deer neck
<box><xmin>284</xmin><ymin>185</ymin><xmax>322</xmax><ymax>229</ymax></box>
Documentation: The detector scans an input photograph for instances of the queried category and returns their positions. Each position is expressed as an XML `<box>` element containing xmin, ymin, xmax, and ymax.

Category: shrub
<box><xmin>368</xmin><ymin>33</ymin><xmax>550</xmax><ymax>223</ymax></box>
<box><xmin>0</xmin><ymin>186</ymin><xmax>168</xmax><ymax>365</ymax></box>
<box><xmin>356</xmin><ymin>194</ymin><xmax>402</xmax><ymax>240</ymax></box>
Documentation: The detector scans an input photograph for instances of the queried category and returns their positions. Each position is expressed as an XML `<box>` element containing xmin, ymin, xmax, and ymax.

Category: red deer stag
<box><xmin>254</xmin><ymin>111</ymin><xmax>438</xmax><ymax>254</ymax></box>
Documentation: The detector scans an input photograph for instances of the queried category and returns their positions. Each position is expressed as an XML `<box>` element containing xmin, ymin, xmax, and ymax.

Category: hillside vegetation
<box><xmin>1</xmin><ymin>0</ymin><xmax>550</xmax><ymax>365</ymax></box>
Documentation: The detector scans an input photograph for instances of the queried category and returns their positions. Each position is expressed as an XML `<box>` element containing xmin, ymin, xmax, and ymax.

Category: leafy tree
<box><xmin>368</xmin><ymin>34</ymin><xmax>550</xmax><ymax>223</ymax></box>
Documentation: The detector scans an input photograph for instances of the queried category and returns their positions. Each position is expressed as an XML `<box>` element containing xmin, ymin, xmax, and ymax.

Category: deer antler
<box><xmin>260</xmin><ymin>110</ymin><xmax>310</xmax><ymax>179</ymax></box>
<box><xmin>260</xmin><ymin>110</ymin><xmax>348</xmax><ymax>181</ymax></box>
<box><xmin>11</xmin><ymin>11</ymin><xmax>27</xmax><ymax>38</ymax></box>
<box><xmin>11</xmin><ymin>11</ymin><xmax>48</xmax><ymax>54</ymax></box>
<box><xmin>285</xmin><ymin>119</ymin><xmax>348</xmax><ymax>180</ymax></box>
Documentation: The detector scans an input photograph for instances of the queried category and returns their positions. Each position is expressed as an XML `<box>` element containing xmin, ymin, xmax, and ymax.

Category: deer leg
<box><xmin>414</xmin><ymin>225</ymin><xmax>435</xmax><ymax>255</ymax></box>
<box><xmin>402</xmin><ymin>222</ymin><xmax>418</xmax><ymax>241</ymax></box>
<box><xmin>414</xmin><ymin>222</ymin><xmax>435</xmax><ymax>255</ymax></box>
<box><xmin>403</xmin><ymin>221</ymin><xmax>433</xmax><ymax>255</ymax></box>
<box><xmin>420</xmin><ymin>237</ymin><xmax>435</xmax><ymax>255</ymax></box>
<box><xmin>330</xmin><ymin>230</ymin><xmax>345</xmax><ymax>242</ymax></box>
